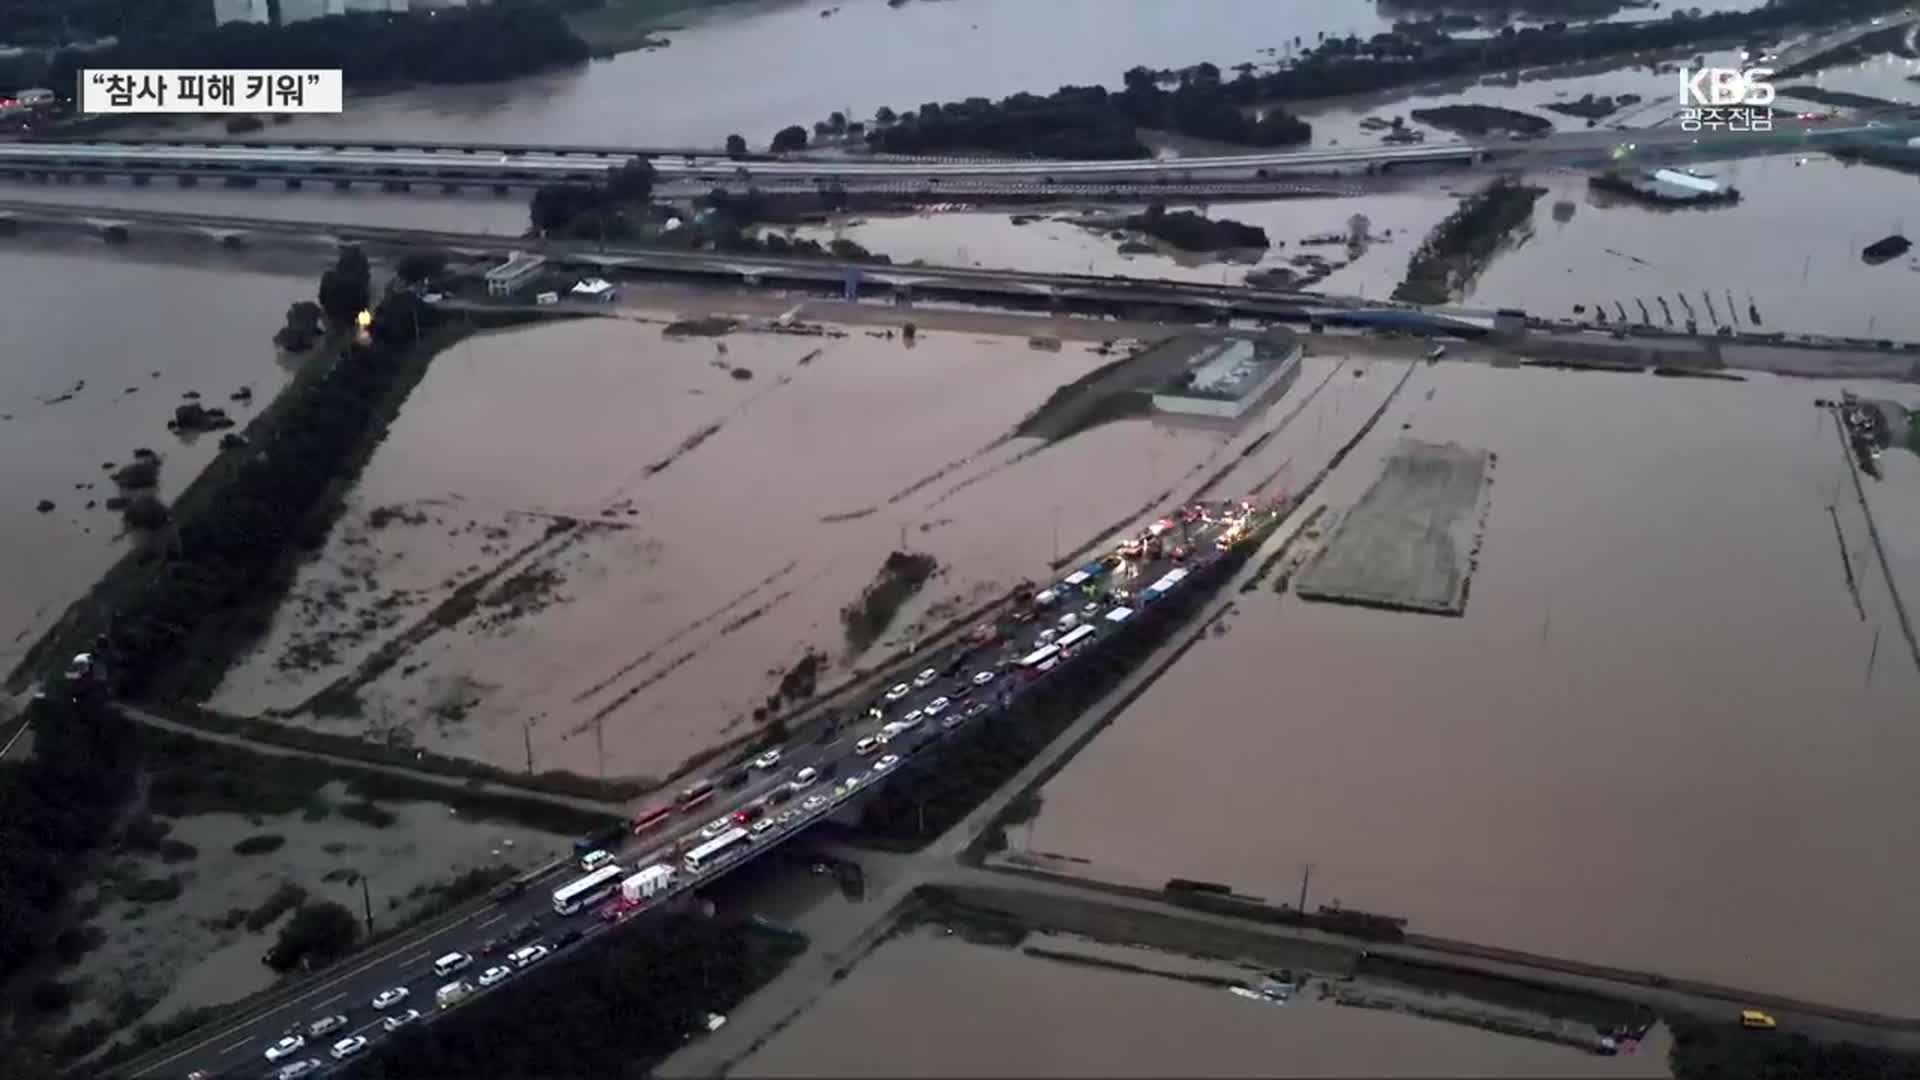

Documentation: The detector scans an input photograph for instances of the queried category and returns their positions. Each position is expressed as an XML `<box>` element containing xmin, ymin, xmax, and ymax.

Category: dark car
<box><xmin>479</xmin><ymin>936</ymin><xmax>506</xmax><ymax>956</ymax></box>
<box><xmin>732</xmin><ymin>804</ymin><xmax>765</xmax><ymax>825</ymax></box>
<box><xmin>722</xmin><ymin>767</ymin><xmax>752</xmax><ymax>790</ymax></box>
<box><xmin>768</xmin><ymin>786</ymin><xmax>795</xmax><ymax>807</ymax></box>
<box><xmin>555</xmin><ymin>928</ymin><xmax>585</xmax><ymax>949</ymax></box>
<box><xmin>951</xmin><ymin>682</ymin><xmax>974</xmax><ymax>700</ymax></box>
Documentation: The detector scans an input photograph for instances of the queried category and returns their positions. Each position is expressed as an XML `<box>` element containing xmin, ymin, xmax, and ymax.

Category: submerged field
<box><xmin>1020</xmin><ymin>361</ymin><xmax>1920</xmax><ymax>1015</ymax></box>
<box><xmin>738</xmin><ymin>919</ymin><xmax>1672</xmax><ymax>1078</ymax></box>
<box><xmin>212</xmin><ymin>310</ymin><xmax>1330</xmax><ymax>782</ymax></box>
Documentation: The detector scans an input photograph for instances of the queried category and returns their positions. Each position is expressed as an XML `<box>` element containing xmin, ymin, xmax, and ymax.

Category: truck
<box><xmin>620</xmin><ymin>864</ymin><xmax>675</xmax><ymax>903</ymax></box>
<box><xmin>435</xmin><ymin>979</ymin><xmax>475</xmax><ymax>1010</ymax></box>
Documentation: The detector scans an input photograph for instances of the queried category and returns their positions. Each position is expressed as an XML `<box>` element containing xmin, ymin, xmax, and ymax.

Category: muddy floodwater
<box><xmin>214</xmin><ymin>311</ymin><xmax>1282</xmax><ymax>781</ymax></box>
<box><xmin>1475</xmin><ymin>155</ymin><xmax>1920</xmax><ymax>340</ymax></box>
<box><xmin>1023</xmin><ymin>361</ymin><xmax>1920</xmax><ymax>1015</ymax></box>
<box><xmin>0</xmin><ymin>250</ymin><xmax>304</xmax><ymax>668</ymax></box>
<box><xmin>0</xmin><ymin>181</ymin><xmax>531</xmax><ymax>235</ymax></box>
<box><xmin>122</xmin><ymin>0</ymin><xmax>1761</xmax><ymax>151</ymax></box>
<box><xmin>739</xmin><ymin>924</ymin><xmax>1672</xmax><ymax>1077</ymax></box>
<box><xmin>778</xmin><ymin>187</ymin><xmax>1460</xmax><ymax>298</ymax></box>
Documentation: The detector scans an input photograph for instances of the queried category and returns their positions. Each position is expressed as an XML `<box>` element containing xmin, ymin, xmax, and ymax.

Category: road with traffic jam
<box><xmin>151</xmin><ymin>500</ymin><xmax>1267</xmax><ymax>1080</ymax></box>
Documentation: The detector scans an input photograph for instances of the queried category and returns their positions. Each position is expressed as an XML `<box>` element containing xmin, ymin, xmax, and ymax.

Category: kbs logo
<box><xmin>1677</xmin><ymin>67</ymin><xmax>1774</xmax><ymax>133</ymax></box>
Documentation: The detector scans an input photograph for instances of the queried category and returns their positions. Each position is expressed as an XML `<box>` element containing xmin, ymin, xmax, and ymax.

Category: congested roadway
<box><xmin>143</xmin><ymin>501</ymin><xmax>1268</xmax><ymax>1080</ymax></box>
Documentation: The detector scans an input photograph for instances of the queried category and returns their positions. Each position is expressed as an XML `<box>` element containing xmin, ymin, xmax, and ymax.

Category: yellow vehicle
<box><xmin>1740</xmin><ymin>1010</ymin><xmax>1777</xmax><ymax>1030</ymax></box>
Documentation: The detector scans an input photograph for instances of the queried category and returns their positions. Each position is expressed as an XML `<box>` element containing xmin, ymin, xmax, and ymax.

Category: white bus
<box><xmin>684</xmin><ymin>827</ymin><xmax>752</xmax><ymax>874</ymax></box>
<box><xmin>1017</xmin><ymin>643</ymin><xmax>1061</xmax><ymax>671</ymax></box>
<box><xmin>552</xmin><ymin>864</ymin><xmax>625</xmax><ymax>916</ymax></box>
<box><xmin>1056</xmin><ymin>624</ymin><xmax>1097</xmax><ymax>652</ymax></box>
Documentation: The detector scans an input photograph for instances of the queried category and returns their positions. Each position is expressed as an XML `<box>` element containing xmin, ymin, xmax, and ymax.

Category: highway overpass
<box><xmin>6</xmin><ymin>117</ymin><xmax>1914</xmax><ymax>193</ymax></box>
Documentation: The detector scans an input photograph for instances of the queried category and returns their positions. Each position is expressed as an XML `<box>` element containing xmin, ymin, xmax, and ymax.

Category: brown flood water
<box><xmin>216</xmin><ymin>314</ymin><xmax>1282</xmax><ymax>780</ymax></box>
<box><xmin>1026</xmin><ymin>361</ymin><xmax>1920</xmax><ymax>1015</ymax></box>
<box><xmin>738</xmin><ymin>925</ymin><xmax>1672</xmax><ymax>1078</ymax></box>
<box><xmin>0</xmin><ymin>250</ymin><xmax>304</xmax><ymax>667</ymax></box>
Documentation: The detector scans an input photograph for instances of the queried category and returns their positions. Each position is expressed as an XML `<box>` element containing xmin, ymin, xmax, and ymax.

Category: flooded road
<box><xmin>123</xmin><ymin>0</ymin><xmax>1761</xmax><ymax>150</ymax></box>
<box><xmin>1026</xmin><ymin>361</ymin><xmax>1920</xmax><ymax>1015</ymax></box>
<box><xmin>739</xmin><ymin>924</ymin><xmax>1672</xmax><ymax>1077</ymax></box>
<box><xmin>0</xmin><ymin>250</ymin><xmax>305</xmax><ymax>668</ymax></box>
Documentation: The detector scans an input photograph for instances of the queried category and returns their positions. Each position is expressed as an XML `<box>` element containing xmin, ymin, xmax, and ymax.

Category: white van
<box><xmin>578</xmin><ymin>849</ymin><xmax>614</xmax><ymax>873</ymax></box>
<box><xmin>1057</xmin><ymin>613</ymin><xmax>1080</xmax><ymax>632</ymax></box>
<box><xmin>435</xmin><ymin>979</ymin><xmax>474</xmax><ymax>1010</ymax></box>
<box><xmin>432</xmin><ymin>951</ymin><xmax>472</xmax><ymax>978</ymax></box>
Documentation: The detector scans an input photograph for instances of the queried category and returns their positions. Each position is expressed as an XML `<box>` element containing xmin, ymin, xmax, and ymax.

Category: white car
<box><xmin>788</xmin><ymin>766</ymin><xmax>819</xmax><ymax>791</ymax></box>
<box><xmin>884</xmin><ymin>682</ymin><xmax>912</xmax><ymax>702</ymax></box>
<box><xmin>913</xmin><ymin>667</ymin><xmax>939</xmax><ymax>688</ymax></box>
<box><xmin>1083</xmin><ymin>601</ymin><xmax>1100</xmax><ymax>616</ymax></box>
<box><xmin>941</xmin><ymin>709</ymin><xmax>968</xmax><ymax>730</ymax></box>
<box><xmin>372</xmin><ymin>986</ymin><xmax>410</xmax><ymax>1011</ymax></box>
<box><xmin>855</xmin><ymin>735</ymin><xmax>882</xmax><ymax>756</ymax></box>
<box><xmin>306</xmin><ymin>1014</ymin><xmax>347</xmax><ymax>1038</ymax></box>
<box><xmin>751</xmin><ymin>817</ymin><xmax>775</xmax><ymax>836</ymax></box>
<box><xmin>479</xmin><ymin>964</ymin><xmax>512</xmax><ymax>987</ymax></box>
<box><xmin>579</xmin><ymin>848</ymin><xmax>615</xmax><ymax>873</ymax></box>
<box><xmin>802</xmin><ymin>794</ymin><xmax>828</xmax><ymax>812</ymax></box>
<box><xmin>778</xmin><ymin>808</ymin><xmax>800</xmax><ymax>826</ymax></box>
<box><xmin>275</xmin><ymin>1061</ymin><xmax>322</xmax><ymax>1080</ymax></box>
<box><xmin>265</xmin><ymin>1035</ymin><xmax>306</xmax><ymax>1063</ymax></box>
<box><xmin>844</xmin><ymin>773</ymin><xmax>864</xmax><ymax>792</ymax></box>
<box><xmin>509</xmin><ymin>944</ymin><xmax>550</xmax><ymax>968</ymax></box>
<box><xmin>873</xmin><ymin>754</ymin><xmax>900</xmax><ymax>773</ymax></box>
<box><xmin>923</xmin><ymin>697</ymin><xmax>950</xmax><ymax>716</ymax></box>
<box><xmin>382</xmin><ymin>1008</ymin><xmax>422</xmax><ymax>1033</ymax></box>
<box><xmin>329</xmin><ymin>1035</ymin><xmax>368</xmax><ymax>1061</ymax></box>
<box><xmin>753</xmin><ymin>748</ymin><xmax>782</xmax><ymax>770</ymax></box>
<box><xmin>901</xmin><ymin>708</ymin><xmax>923</xmax><ymax>726</ymax></box>
<box><xmin>701</xmin><ymin>816</ymin><xmax>733</xmax><ymax>839</ymax></box>
<box><xmin>971</xmin><ymin>670</ymin><xmax>995</xmax><ymax>686</ymax></box>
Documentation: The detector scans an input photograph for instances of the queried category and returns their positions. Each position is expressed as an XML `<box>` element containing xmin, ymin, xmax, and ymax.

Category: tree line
<box><xmin>342</xmin><ymin>915</ymin><xmax>804</xmax><ymax>1078</ymax></box>
<box><xmin>15</xmin><ymin>247</ymin><xmax>440</xmax><ymax>701</ymax></box>
<box><xmin>44</xmin><ymin>3</ymin><xmax>589</xmax><ymax>93</ymax></box>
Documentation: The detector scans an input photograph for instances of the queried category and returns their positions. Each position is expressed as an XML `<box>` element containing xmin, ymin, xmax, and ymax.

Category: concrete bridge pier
<box><xmin>178</xmin><ymin>174</ymin><xmax>198</xmax><ymax>187</ymax></box>
<box><xmin>0</xmin><ymin>213</ymin><xmax>18</xmax><ymax>235</ymax></box>
<box><xmin>131</xmin><ymin>174</ymin><xmax>150</xmax><ymax>186</ymax></box>
<box><xmin>82</xmin><ymin>172</ymin><xmax>104</xmax><ymax>184</ymax></box>
<box><xmin>492</xmin><ymin>183</ymin><xmax>510</xmax><ymax>195</ymax></box>
<box><xmin>333</xmin><ymin>178</ymin><xmax>352</xmax><ymax>191</ymax></box>
<box><xmin>284</xmin><ymin>177</ymin><xmax>302</xmax><ymax>190</ymax></box>
<box><xmin>442</xmin><ymin>182</ymin><xmax>460</xmax><ymax>194</ymax></box>
<box><xmin>382</xmin><ymin>179</ymin><xmax>411</xmax><ymax>192</ymax></box>
<box><xmin>54</xmin><ymin>172</ymin><xmax>73</xmax><ymax>184</ymax></box>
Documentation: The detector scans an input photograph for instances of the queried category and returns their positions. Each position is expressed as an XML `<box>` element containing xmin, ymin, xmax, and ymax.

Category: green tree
<box><xmin>317</xmin><ymin>246</ymin><xmax>370</xmax><ymax>324</ymax></box>
<box><xmin>724</xmin><ymin>133</ymin><xmax>747</xmax><ymax>156</ymax></box>
<box><xmin>274</xmin><ymin>300</ymin><xmax>324</xmax><ymax>350</ymax></box>
<box><xmin>828</xmin><ymin>110</ymin><xmax>847</xmax><ymax>133</ymax></box>
<box><xmin>605</xmin><ymin>157</ymin><xmax>655</xmax><ymax>202</ymax></box>
<box><xmin>771</xmin><ymin>124</ymin><xmax>808</xmax><ymax>152</ymax></box>
<box><xmin>394</xmin><ymin>250</ymin><xmax>447</xmax><ymax>285</ymax></box>
<box><xmin>267</xmin><ymin>901</ymin><xmax>360</xmax><ymax>972</ymax></box>
<box><xmin>873</xmin><ymin>105</ymin><xmax>896</xmax><ymax>126</ymax></box>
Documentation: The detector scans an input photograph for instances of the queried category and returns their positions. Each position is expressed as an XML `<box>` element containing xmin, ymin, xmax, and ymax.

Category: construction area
<box><xmin>1292</xmin><ymin>439</ymin><xmax>1492</xmax><ymax>616</ymax></box>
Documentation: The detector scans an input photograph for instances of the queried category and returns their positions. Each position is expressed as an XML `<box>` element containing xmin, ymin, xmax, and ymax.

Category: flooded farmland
<box><xmin>0</xmin><ymin>251</ymin><xmax>305</xmax><ymax>668</ymax></box>
<box><xmin>212</xmin><ymin>311</ymin><xmax>1305</xmax><ymax>781</ymax></box>
<box><xmin>737</xmin><ymin>922</ymin><xmax>1672</xmax><ymax>1078</ymax></box>
<box><xmin>1020</xmin><ymin>360</ymin><xmax>1920</xmax><ymax>1015</ymax></box>
<box><xmin>1472</xmin><ymin>155</ymin><xmax>1920</xmax><ymax>340</ymax></box>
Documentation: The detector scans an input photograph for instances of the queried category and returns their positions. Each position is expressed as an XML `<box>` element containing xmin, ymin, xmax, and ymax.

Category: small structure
<box><xmin>1150</xmin><ymin>331</ymin><xmax>1303</xmax><ymax>419</ymax></box>
<box><xmin>14</xmin><ymin>88</ymin><xmax>55</xmax><ymax>108</ymax></box>
<box><xmin>570</xmin><ymin>277</ymin><xmax>616</xmax><ymax>302</ymax></box>
<box><xmin>1589</xmin><ymin>168</ymin><xmax>1738</xmax><ymax>206</ymax></box>
<box><xmin>485</xmin><ymin>251</ymin><xmax>546</xmax><ymax>297</ymax></box>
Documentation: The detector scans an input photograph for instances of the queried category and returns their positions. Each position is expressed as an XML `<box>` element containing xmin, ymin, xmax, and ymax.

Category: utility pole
<box><xmin>1867</xmin><ymin>624</ymin><xmax>1882</xmax><ymax>689</ymax></box>
<box><xmin>1297</xmin><ymin>862</ymin><xmax>1314</xmax><ymax>914</ymax></box>
<box><xmin>524</xmin><ymin>720</ymin><xmax>535</xmax><ymax>775</ymax></box>
<box><xmin>1051</xmin><ymin>506</ymin><xmax>1061</xmax><ymax>567</ymax></box>
<box><xmin>361</xmin><ymin>874</ymin><xmax>374</xmax><ymax>935</ymax></box>
<box><xmin>594</xmin><ymin>716</ymin><xmax>606</xmax><ymax>781</ymax></box>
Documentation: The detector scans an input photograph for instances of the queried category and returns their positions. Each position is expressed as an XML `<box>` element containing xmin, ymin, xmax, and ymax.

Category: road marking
<box><xmin>312</xmin><ymin>991</ymin><xmax>345</xmax><ymax>1009</ymax></box>
<box><xmin>219</xmin><ymin>1035</ymin><xmax>253</xmax><ymax>1053</ymax></box>
<box><xmin>476</xmin><ymin>911</ymin><xmax>509</xmax><ymax>928</ymax></box>
<box><xmin>398</xmin><ymin>951</ymin><xmax>431</xmax><ymax>967</ymax></box>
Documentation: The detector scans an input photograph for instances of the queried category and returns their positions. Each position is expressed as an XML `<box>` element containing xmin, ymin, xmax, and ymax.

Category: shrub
<box><xmin>122</xmin><ymin>875</ymin><xmax>183</xmax><ymax>904</ymax></box>
<box><xmin>245</xmin><ymin>881</ymin><xmax>307</xmax><ymax>933</ymax></box>
<box><xmin>30</xmin><ymin>979</ymin><xmax>78</xmax><ymax>1012</ymax></box>
<box><xmin>233</xmin><ymin>834</ymin><xmax>286</xmax><ymax>856</ymax></box>
<box><xmin>266</xmin><ymin>901</ymin><xmax>360</xmax><ymax>972</ymax></box>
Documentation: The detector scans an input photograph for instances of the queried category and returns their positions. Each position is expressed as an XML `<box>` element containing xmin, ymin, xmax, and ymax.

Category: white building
<box><xmin>1150</xmin><ymin>333</ymin><xmax>1304</xmax><ymax>420</ymax></box>
<box><xmin>485</xmin><ymin>252</ymin><xmax>547</xmax><ymax>297</ymax></box>
<box><xmin>276</xmin><ymin>0</ymin><xmax>331</xmax><ymax>22</ymax></box>
<box><xmin>212</xmin><ymin>0</ymin><xmax>270</xmax><ymax>26</ymax></box>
